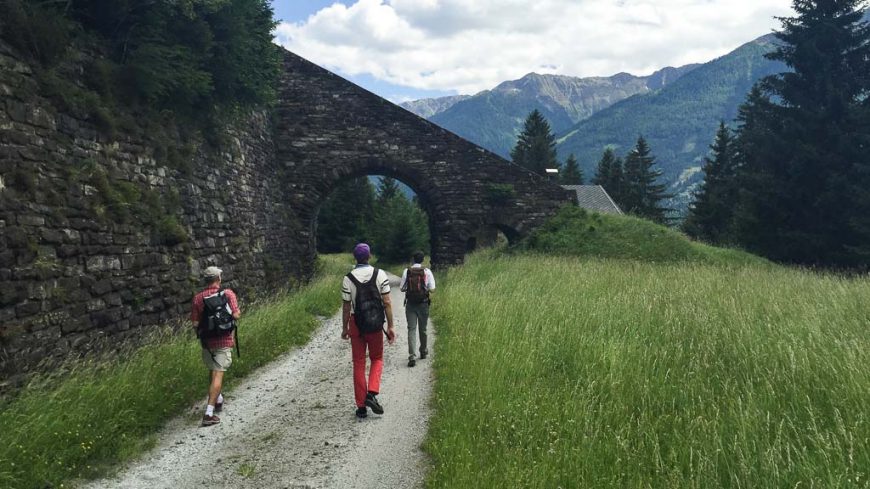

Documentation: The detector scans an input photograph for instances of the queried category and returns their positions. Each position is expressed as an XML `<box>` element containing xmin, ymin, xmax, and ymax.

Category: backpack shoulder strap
<box><xmin>370</xmin><ymin>268</ymin><xmax>381</xmax><ymax>290</ymax></box>
<box><xmin>370</xmin><ymin>269</ymin><xmax>386</xmax><ymax>302</ymax></box>
<box><xmin>346</xmin><ymin>271</ymin><xmax>363</xmax><ymax>287</ymax></box>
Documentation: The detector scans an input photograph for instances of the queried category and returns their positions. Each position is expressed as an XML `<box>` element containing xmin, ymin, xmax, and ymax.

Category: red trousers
<box><xmin>349</xmin><ymin>317</ymin><xmax>384</xmax><ymax>408</ymax></box>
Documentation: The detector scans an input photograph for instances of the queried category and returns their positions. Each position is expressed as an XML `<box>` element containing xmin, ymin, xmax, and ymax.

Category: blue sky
<box><xmin>271</xmin><ymin>1</ymin><xmax>793</xmax><ymax>103</ymax></box>
<box><xmin>271</xmin><ymin>1</ymin><xmax>349</xmax><ymax>24</ymax></box>
<box><xmin>271</xmin><ymin>1</ymin><xmax>455</xmax><ymax>102</ymax></box>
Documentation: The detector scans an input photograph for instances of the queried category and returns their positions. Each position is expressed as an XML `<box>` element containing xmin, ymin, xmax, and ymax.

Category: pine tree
<box><xmin>510</xmin><ymin>109</ymin><xmax>558</xmax><ymax>176</ymax></box>
<box><xmin>592</xmin><ymin>148</ymin><xmax>624</xmax><ymax>205</ymax></box>
<box><xmin>560</xmin><ymin>154</ymin><xmax>584</xmax><ymax>185</ymax></box>
<box><xmin>622</xmin><ymin>136</ymin><xmax>671</xmax><ymax>223</ymax></box>
<box><xmin>732</xmin><ymin>1</ymin><xmax>870</xmax><ymax>267</ymax></box>
<box><xmin>317</xmin><ymin>178</ymin><xmax>376</xmax><ymax>253</ymax></box>
<box><xmin>729</xmin><ymin>87</ymin><xmax>780</xmax><ymax>253</ymax></box>
<box><xmin>370</xmin><ymin>191</ymin><xmax>430</xmax><ymax>262</ymax></box>
<box><xmin>377</xmin><ymin>176</ymin><xmax>401</xmax><ymax>203</ymax></box>
<box><xmin>608</xmin><ymin>155</ymin><xmax>625</xmax><ymax>207</ymax></box>
<box><xmin>683</xmin><ymin>123</ymin><xmax>740</xmax><ymax>243</ymax></box>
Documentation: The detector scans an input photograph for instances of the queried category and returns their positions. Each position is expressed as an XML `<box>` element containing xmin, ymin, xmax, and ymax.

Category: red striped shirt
<box><xmin>191</xmin><ymin>285</ymin><xmax>240</xmax><ymax>350</ymax></box>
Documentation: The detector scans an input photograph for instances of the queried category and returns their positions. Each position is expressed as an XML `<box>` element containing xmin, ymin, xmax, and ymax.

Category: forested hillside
<box><xmin>0</xmin><ymin>0</ymin><xmax>279</xmax><ymax>128</ymax></box>
<box><xmin>557</xmin><ymin>35</ymin><xmax>785</xmax><ymax>210</ymax></box>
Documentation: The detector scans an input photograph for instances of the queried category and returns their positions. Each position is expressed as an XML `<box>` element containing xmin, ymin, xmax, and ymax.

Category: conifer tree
<box><xmin>684</xmin><ymin>123</ymin><xmax>740</xmax><ymax>243</ymax></box>
<box><xmin>370</xmin><ymin>190</ymin><xmax>430</xmax><ymax>262</ymax></box>
<box><xmin>377</xmin><ymin>176</ymin><xmax>401</xmax><ymax>203</ymax></box>
<box><xmin>622</xmin><ymin>136</ymin><xmax>671</xmax><ymax>223</ymax></box>
<box><xmin>592</xmin><ymin>148</ymin><xmax>624</xmax><ymax>205</ymax></box>
<box><xmin>317</xmin><ymin>178</ymin><xmax>376</xmax><ymax>253</ymax></box>
<box><xmin>510</xmin><ymin>109</ymin><xmax>558</xmax><ymax>176</ymax></box>
<box><xmin>560</xmin><ymin>154</ymin><xmax>584</xmax><ymax>185</ymax></box>
<box><xmin>732</xmin><ymin>0</ymin><xmax>870</xmax><ymax>266</ymax></box>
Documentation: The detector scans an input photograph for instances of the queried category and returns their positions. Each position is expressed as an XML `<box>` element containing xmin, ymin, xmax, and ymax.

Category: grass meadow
<box><xmin>0</xmin><ymin>255</ymin><xmax>351</xmax><ymax>489</ymax></box>
<box><xmin>426</xmin><ymin>249</ymin><xmax>869</xmax><ymax>487</ymax></box>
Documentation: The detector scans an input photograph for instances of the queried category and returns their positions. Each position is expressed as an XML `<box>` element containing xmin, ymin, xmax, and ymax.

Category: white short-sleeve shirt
<box><xmin>341</xmin><ymin>265</ymin><xmax>391</xmax><ymax>309</ymax></box>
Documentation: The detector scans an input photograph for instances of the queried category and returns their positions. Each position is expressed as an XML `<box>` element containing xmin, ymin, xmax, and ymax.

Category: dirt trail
<box><xmin>84</xmin><ymin>274</ymin><xmax>434</xmax><ymax>489</ymax></box>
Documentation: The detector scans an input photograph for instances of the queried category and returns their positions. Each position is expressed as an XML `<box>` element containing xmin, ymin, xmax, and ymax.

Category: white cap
<box><xmin>203</xmin><ymin>266</ymin><xmax>222</xmax><ymax>279</ymax></box>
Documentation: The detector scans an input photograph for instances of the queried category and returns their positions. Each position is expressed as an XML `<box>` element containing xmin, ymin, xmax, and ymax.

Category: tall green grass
<box><xmin>427</xmin><ymin>251</ymin><xmax>869</xmax><ymax>488</ymax></box>
<box><xmin>0</xmin><ymin>255</ymin><xmax>351</xmax><ymax>489</ymax></box>
<box><xmin>522</xmin><ymin>206</ymin><xmax>768</xmax><ymax>267</ymax></box>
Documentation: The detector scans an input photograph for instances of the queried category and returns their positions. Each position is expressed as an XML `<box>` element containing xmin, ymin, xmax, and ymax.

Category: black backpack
<box><xmin>404</xmin><ymin>268</ymin><xmax>429</xmax><ymax>304</ymax></box>
<box><xmin>198</xmin><ymin>289</ymin><xmax>237</xmax><ymax>339</ymax></box>
<box><xmin>346</xmin><ymin>268</ymin><xmax>386</xmax><ymax>334</ymax></box>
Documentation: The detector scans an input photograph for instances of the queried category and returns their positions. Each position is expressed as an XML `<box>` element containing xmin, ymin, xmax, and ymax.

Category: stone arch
<box><xmin>274</xmin><ymin>48</ymin><xmax>573</xmax><ymax>268</ymax></box>
<box><xmin>304</xmin><ymin>157</ymin><xmax>445</xmax><ymax>259</ymax></box>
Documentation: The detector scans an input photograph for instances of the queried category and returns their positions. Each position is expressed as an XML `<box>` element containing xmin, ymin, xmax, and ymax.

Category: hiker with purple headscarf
<box><xmin>341</xmin><ymin>243</ymin><xmax>395</xmax><ymax>418</ymax></box>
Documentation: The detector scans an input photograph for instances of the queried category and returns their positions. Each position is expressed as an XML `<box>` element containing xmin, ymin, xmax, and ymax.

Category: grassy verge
<box><xmin>521</xmin><ymin>206</ymin><xmax>768</xmax><ymax>267</ymax></box>
<box><xmin>0</xmin><ymin>255</ymin><xmax>350</xmax><ymax>489</ymax></box>
<box><xmin>427</xmin><ymin>250</ymin><xmax>869</xmax><ymax>488</ymax></box>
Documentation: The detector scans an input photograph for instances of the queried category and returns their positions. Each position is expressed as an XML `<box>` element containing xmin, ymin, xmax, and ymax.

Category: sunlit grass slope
<box><xmin>0</xmin><ymin>255</ymin><xmax>351</xmax><ymax>489</ymax></box>
<box><xmin>427</xmin><ymin>215</ymin><xmax>868</xmax><ymax>488</ymax></box>
<box><xmin>521</xmin><ymin>206</ymin><xmax>767</xmax><ymax>266</ymax></box>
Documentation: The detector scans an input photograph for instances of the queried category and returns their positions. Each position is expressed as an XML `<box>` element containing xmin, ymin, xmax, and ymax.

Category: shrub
<box><xmin>154</xmin><ymin>216</ymin><xmax>188</xmax><ymax>246</ymax></box>
<box><xmin>485</xmin><ymin>183</ymin><xmax>516</xmax><ymax>205</ymax></box>
<box><xmin>0</xmin><ymin>0</ymin><xmax>71</xmax><ymax>65</ymax></box>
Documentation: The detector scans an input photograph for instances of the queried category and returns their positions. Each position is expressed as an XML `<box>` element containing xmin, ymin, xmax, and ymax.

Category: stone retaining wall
<box><xmin>0</xmin><ymin>41</ymin><xmax>302</xmax><ymax>388</ymax></box>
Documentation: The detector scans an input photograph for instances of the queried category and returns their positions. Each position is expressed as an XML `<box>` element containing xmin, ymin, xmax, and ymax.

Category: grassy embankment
<box><xmin>427</xmin><ymin>207</ymin><xmax>869</xmax><ymax>488</ymax></box>
<box><xmin>0</xmin><ymin>255</ymin><xmax>352</xmax><ymax>489</ymax></box>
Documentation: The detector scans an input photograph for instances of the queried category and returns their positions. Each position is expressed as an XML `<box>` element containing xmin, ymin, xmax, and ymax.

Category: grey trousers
<box><xmin>406</xmin><ymin>301</ymin><xmax>430</xmax><ymax>360</ymax></box>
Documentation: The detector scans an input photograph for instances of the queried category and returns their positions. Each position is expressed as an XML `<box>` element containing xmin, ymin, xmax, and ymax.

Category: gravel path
<box><xmin>84</xmin><ymin>274</ymin><xmax>434</xmax><ymax>489</ymax></box>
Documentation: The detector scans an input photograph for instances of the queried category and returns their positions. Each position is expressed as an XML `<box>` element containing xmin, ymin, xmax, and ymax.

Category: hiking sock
<box><xmin>217</xmin><ymin>394</ymin><xmax>224</xmax><ymax>404</ymax></box>
<box><xmin>206</xmin><ymin>405</ymin><xmax>215</xmax><ymax>417</ymax></box>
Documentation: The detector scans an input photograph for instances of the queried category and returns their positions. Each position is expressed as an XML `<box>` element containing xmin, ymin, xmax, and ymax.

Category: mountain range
<box><xmin>403</xmin><ymin>65</ymin><xmax>698</xmax><ymax>160</ymax></box>
<box><xmin>400</xmin><ymin>32</ymin><xmax>790</xmax><ymax>211</ymax></box>
<box><xmin>399</xmin><ymin>95</ymin><xmax>471</xmax><ymax>119</ymax></box>
<box><xmin>558</xmin><ymin>34</ymin><xmax>785</xmax><ymax>206</ymax></box>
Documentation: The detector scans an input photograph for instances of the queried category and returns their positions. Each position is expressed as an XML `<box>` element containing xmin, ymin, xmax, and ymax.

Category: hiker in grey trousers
<box><xmin>400</xmin><ymin>251</ymin><xmax>436</xmax><ymax>368</ymax></box>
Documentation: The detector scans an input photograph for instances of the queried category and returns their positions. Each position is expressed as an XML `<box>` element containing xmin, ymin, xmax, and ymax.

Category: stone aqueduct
<box><xmin>0</xmin><ymin>45</ymin><xmax>571</xmax><ymax>382</ymax></box>
<box><xmin>276</xmin><ymin>51</ymin><xmax>571</xmax><ymax>266</ymax></box>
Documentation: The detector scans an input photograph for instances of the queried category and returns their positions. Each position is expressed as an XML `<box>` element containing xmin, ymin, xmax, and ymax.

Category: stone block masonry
<box><xmin>0</xmin><ymin>42</ymin><xmax>572</xmax><ymax>387</ymax></box>
<box><xmin>275</xmin><ymin>50</ymin><xmax>573</xmax><ymax>267</ymax></box>
<box><xmin>0</xmin><ymin>41</ymin><xmax>302</xmax><ymax>388</ymax></box>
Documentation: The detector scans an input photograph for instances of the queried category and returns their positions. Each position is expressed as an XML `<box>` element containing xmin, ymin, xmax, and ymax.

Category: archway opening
<box><xmin>465</xmin><ymin>237</ymin><xmax>477</xmax><ymax>252</ymax></box>
<box><xmin>494</xmin><ymin>224</ymin><xmax>521</xmax><ymax>246</ymax></box>
<box><xmin>315</xmin><ymin>174</ymin><xmax>433</xmax><ymax>265</ymax></box>
<box><xmin>467</xmin><ymin>224</ymin><xmax>519</xmax><ymax>253</ymax></box>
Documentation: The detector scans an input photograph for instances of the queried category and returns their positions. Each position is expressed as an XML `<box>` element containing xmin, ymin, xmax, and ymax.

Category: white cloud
<box><xmin>274</xmin><ymin>0</ymin><xmax>793</xmax><ymax>95</ymax></box>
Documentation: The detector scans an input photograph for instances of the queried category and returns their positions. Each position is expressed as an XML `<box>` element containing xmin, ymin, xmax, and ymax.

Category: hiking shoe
<box><xmin>215</xmin><ymin>401</ymin><xmax>223</xmax><ymax>413</ymax></box>
<box><xmin>408</xmin><ymin>358</ymin><xmax>416</xmax><ymax>367</ymax></box>
<box><xmin>420</xmin><ymin>351</ymin><xmax>428</xmax><ymax>360</ymax></box>
<box><xmin>365</xmin><ymin>393</ymin><xmax>384</xmax><ymax>415</ymax></box>
<box><xmin>355</xmin><ymin>407</ymin><xmax>368</xmax><ymax>418</ymax></box>
<box><xmin>201</xmin><ymin>414</ymin><xmax>221</xmax><ymax>427</ymax></box>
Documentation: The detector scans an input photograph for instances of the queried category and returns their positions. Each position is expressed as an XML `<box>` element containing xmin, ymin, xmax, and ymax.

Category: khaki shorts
<box><xmin>202</xmin><ymin>347</ymin><xmax>233</xmax><ymax>372</ymax></box>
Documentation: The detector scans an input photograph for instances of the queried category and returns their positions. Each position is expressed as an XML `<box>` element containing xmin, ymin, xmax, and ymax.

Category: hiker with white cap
<box><xmin>191</xmin><ymin>265</ymin><xmax>241</xmax><ymax>426</ymax></box>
